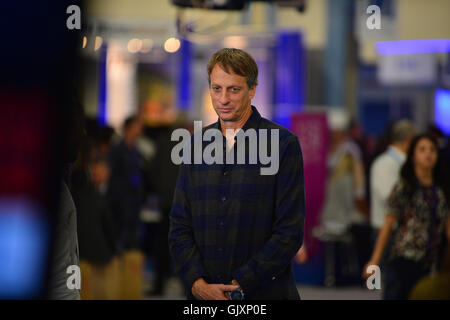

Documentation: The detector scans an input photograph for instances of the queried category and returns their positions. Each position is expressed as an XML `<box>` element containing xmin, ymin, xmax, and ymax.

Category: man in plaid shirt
<box><xmin>168</xmin><ymin>48</ymin><xmax>305</xmax><ymax>300</ymax></box>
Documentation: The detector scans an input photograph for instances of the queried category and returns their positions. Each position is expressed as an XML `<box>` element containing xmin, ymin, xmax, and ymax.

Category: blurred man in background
<box><xmin>370</xmin><ymin>119</ymin><xmax>417</xmax><ymax>236</ymax></box>
<box><xmin>108</xmin><ymin>115</ymin><xmax>145</xmax><ymax>299</ymax></box>
<box><xmin>142</xmin><ymin>99</ymin><xmax>181</xmax><ymax>296</ymax></box>
<box><xmin>369</xmin><ymin>119</ymin><xmax>417</xmax><ymax>298</ymax></box>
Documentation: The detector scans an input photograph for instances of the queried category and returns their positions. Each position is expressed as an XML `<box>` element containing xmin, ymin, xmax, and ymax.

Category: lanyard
<box><xmin>387</xmin><ymin>147</ymin><xmax>404</xmax><ymax>165</ymax></box>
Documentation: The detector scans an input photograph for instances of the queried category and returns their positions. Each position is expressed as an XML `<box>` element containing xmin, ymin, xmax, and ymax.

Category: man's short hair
<box><xmin>123</xmin><ymin>115</ymin><xmax>139</xmax><ymax>131</ymax></box>
<box><xmin>391</xmin><ymin>119</ymin><xmax>417</xmax><ymax>144</ymax></box>
<box><xmin>207</xmin><ymin>48</ymin><xmax>258</xmax><ymax>89</ymax></box>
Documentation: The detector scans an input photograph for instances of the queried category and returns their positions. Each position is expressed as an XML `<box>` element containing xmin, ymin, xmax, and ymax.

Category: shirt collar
<box><xmin>388</xmin><ymin>145</ymin><xmax>406</xmax><ymax>162</ymax></box>
<box><xmin>215</xmin><ymin>105</ymin><xmax>261</xmax><ymax>133</ymax></box>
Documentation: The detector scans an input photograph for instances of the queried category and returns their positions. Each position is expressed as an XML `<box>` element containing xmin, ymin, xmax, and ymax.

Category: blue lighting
<box><xmin>273</xmin><ymin>31</ymin><xmax>304</xmax><ymax>129</ymax></box>
<box><xmin>98</xmin><ymin>44</ymin><xmax>108</xmax><ymax>125</ymax></box>
<box><xmin>435</xmin><ymin>89</ymin><xmax>450</xmax><ymax>135</ymax></box>
<box><xmin>0</xmin><ymin>199</ymin><xmax>49</xmax><ymax>299</ymax></box>
<box><xmin>376</xmin><ymin>39</ymin><xmax>450</xmax><ymax>56</ymax></box>
<box><xmin>177</xmin><ymin>39</ymin><xmax>192</xmax><ymax>111</ymax></box>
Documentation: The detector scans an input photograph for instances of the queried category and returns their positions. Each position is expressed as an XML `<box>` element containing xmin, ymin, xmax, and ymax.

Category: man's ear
<box><xmin>249</xmin><ymin>84</ymin><xmax>257</xmax><ymax>99</ymax></box>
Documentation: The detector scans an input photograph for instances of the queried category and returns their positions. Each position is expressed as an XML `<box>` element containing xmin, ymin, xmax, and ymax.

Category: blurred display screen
<box><xmin>0</xmin><ymin>89</ymin><xmax>56</xmax><ymax>299</ymax></box>
<box><xmin>435</xmin><ymin>89</ymin><xmax>450</xmax><ymax>135</ymax></box>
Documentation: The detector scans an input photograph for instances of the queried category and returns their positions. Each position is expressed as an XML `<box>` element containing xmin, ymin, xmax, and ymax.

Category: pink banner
<box><xmin>291</xmin><ymin>112</ymin><xmax>329</xmax><ymax>258</ymax></box>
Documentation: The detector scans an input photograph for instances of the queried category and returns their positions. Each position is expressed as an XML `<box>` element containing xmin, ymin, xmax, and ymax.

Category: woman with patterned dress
<box><xmin>364</xmin><ymin>134</ymin><xmax>450</xmax><ymax>299</ymax></box>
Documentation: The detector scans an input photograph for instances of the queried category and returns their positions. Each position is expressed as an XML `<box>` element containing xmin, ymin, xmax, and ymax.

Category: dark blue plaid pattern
<box><xmin>168</xmin><ymin>106</ymin><xmax>305</xmax><ymax>299</ymax></box>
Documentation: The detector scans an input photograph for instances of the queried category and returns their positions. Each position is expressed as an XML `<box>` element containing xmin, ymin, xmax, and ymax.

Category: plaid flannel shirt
<box><xmin>168</xmin><ymin>106</ymin><xmax>305</xmax><ymax>299</ymax></box>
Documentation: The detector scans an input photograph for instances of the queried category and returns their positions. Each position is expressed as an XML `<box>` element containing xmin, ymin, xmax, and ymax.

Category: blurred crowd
<box><xmin>68</xmin><ymin>110</ymin><xmax>186</xmax><ymax>299</ymax></box>
<box><xmin>67</xmin><ymin>102</ymin><xmax>450</xmax><ymax>300</ymax></box>
<box><xmin>309</xmin><ymin>110</ymin><xmax>450</xmax><ymax>299</ymax></box>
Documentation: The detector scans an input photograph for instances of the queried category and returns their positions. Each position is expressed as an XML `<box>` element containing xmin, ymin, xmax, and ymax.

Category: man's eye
<box><xmin>231</xmin><ymin>88</ymin><xmax>240</xmax><ymax>92</ymax></box>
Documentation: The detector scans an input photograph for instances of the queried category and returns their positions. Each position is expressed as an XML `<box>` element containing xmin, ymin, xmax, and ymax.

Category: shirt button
<box><xmin>272</xmin><ymin>276</ymin><xmax>276</xmax><ymax>280</ymax></box>
<box><xmin>223</xmin><ymin>171</ymin><xmax>228</xmax><ymax>176</ymax></box>
<box><xmin>222</xmin><ymin>196</ymin><xmax>226</xmax><ymax>202</ymax></box>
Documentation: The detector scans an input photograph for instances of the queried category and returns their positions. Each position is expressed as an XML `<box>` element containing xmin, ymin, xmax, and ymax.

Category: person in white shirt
<box><xmin>370</xmin><ymin>120</ymin><xmax>417</xmax><ymax>232</ymax></box>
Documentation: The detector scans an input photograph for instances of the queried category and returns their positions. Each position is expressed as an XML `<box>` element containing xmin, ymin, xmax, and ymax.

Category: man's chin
<box><xmin>217</xmin><ymin>112</ymin><xmax>236</xmax><ymax>122</ymax></box>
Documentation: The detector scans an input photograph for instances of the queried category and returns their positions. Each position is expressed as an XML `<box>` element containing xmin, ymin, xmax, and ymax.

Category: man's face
<box><xmin>209</xmin><ymin>64</ymin><xmax>256</xmax><ymax>123</ymax></box>
<box><xmin>126</xmin><ymin>120</ymin><xmax>142</xmax><ymax>143</ymax></box>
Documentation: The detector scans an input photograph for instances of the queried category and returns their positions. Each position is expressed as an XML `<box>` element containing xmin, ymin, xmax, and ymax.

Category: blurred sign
<box><xmin>291</xmin><ymin>112</ymin><xmax>329</xmax><ymax>258</ymax></box>
<box><xmin>376</xmin><ymin>39</ymin><xmax>450</xmax><ymax>55</ymax></box>
<box><xmin>377</xmin><ymin>53</ymin><xmax>437</xmax><ymax>85</ymax></box>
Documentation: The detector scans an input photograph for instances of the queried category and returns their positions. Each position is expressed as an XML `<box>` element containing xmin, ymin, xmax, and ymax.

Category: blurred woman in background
<box><xmin>364</xmin><ymin>134</ymin><xmax>450</xmax><ymax>299</ymax></box>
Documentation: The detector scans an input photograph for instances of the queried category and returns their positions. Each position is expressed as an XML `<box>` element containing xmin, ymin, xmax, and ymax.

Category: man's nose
<box><xmin>219</xmin><ymin>91</ymin><xmax>230</xmax><ymax>105</ymax></box>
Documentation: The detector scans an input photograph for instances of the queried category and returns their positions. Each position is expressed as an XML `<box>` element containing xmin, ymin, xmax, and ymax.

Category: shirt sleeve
<box><xmin>232</xmin><ymin>136</ymin><xmax>305</xmax><ymax>296</ymax></box>
<box><xmin>168</xmin><ymin>163</ymin><xmax>208</xmax><ymax>292</ymax></box>
<box><xmin>386</xmin><ymin>180</ymin><xmax>407</xmax><ymax>219</ymax></box>
<box><xmin>47</xmin><ymin>182</ymin><xmax>81</xmax><ymax>300</ymax></box>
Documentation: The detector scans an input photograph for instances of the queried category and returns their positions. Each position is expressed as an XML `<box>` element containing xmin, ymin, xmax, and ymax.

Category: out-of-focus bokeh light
<box><xmin>95</xmin><ymin>36</ymin><xmax>103</xmax><ymax>51</ymax></box>
<box><xmin>82</xmin><ymin>36</ymin><xmax>87</xmax><ymax>49</ymax></box>
<box><xmin>127</xmin><ymin>38</ymin><xmax>143</xmax><ymax>53</ymax></box>
<box><xmin>0</xmin><ymin>199</ymin><xmax>49</xmax><ymax>299</ymax></box>
<box><xmin>140</xmin><ymin>39</ymin><xmax>153</xmax><ymax>53</ymax></box>
<box><xmin>164</xmin><ymin>37</ymin><xmax>181</xmax><ymax>53</ymax></box>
